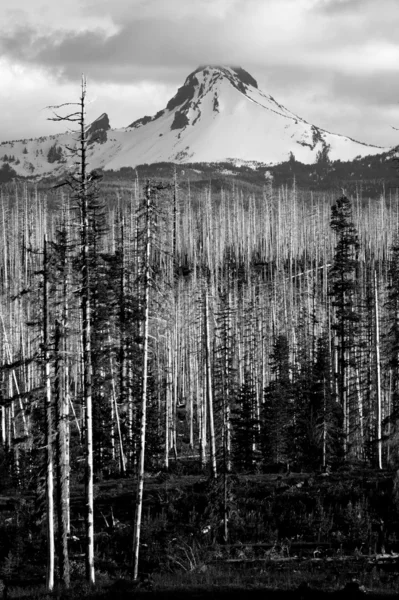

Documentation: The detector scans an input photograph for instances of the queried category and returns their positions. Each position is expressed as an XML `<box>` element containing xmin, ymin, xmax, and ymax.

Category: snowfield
<box><xmin>0</xmin><ymin>66</ymin><xmax>389</xmax><ymax>178</ymax></box>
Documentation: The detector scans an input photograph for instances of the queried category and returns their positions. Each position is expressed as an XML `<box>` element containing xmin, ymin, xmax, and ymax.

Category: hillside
<box><xmin>42</xmin><ymin>150</ymin><xmax>396</xmax><ymax>199</ymax></box>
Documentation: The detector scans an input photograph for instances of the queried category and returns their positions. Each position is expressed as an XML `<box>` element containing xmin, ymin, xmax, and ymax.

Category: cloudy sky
<box><xmin>1</xmin><ymin>0</ymin><xmax>399</xmax><ymax>148</ymax></box>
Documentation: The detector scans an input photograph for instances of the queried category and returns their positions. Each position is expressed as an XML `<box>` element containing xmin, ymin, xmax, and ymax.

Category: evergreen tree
<box><xmin>262</xmin><ymin>334</ymin><xmax>292</xmax><ymax>466</ymax></box>
<box><xmin>329</xmin><ymin>195</ymin><xmax>361</xmax><ymax>457</ymax></box>
<box><xmin>232</xmin><ymin>373</ymin><xmax>259</xmax><ymax>470</ymax></box>
<box><xmin>0</xmin><ymin>163</ymin><xmax>17</xmax><ymax>183</ymax></box>
<box><xmin>385</xmin><ymin>235</ymin><xmax>399</xmax><ymax>464</ymax></box>
<box><xmin>312</xmin><ymin>334</ymin><xmax>343</xmax><ymax>467</ymax></box>
<box><xmin>47</xmin><ymin>144</ymin><xmax>63</xmax><ymax>164</ymax></box>
<box><xmin>290</xmin><ymin>349</ymin><xmax>315</xmax><ymax>468</ymax></box>
<box><xmin>214</xmin><ymin>287</ymin><xmax>236</xmax><ymax>473</ymax></box>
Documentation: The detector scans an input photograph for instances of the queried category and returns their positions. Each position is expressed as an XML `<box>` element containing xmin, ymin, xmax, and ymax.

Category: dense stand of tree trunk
<box><xmin>2</xmin><ymin>157</ymin><xmax>399</xmax><ymax>583</ymax></box>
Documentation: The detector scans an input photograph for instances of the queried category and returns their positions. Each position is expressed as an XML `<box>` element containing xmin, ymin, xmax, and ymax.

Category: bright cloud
<box><xmin>0</xmin><ymin>0</ymin><xmax>398</xmax><ymax>146</ymax></box>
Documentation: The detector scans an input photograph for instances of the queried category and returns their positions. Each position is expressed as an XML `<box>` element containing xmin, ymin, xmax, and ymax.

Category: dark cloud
<box><xmin>0</xmin><ymin>18</ymin><xmax>238</xmax><ymax>84</ymax></box>
<box><xmin>1</xmin><ymin>2</ymin><xmax>399</xmax><ymax>89</ymax></box>
<box><xmin>314</xmin><ymin>0</ymin><xmax>368</xmax><ymax>16</ymax></box>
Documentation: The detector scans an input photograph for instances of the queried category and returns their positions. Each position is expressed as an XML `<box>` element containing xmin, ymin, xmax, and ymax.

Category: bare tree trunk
<box><xmin>0</xmin><ymin>398</ymin><xmax>5</xmax><ymax>447</ymax></box>
<box><xmin>132</xmin><ymin>182</ymin><xmax>152</xmax><ymax>580</ymax></box>
<box><xmin>79</xmin><ymin>77</ymin><xmax>95</xmax><ymax>585</ymax></box>
<box><xmin>223</xmin><ymin>469</ymin><xmax>229</xmax><ymax>542</ymax></box>
<box><xmin>109</xmin><ymin>333</ymin><xmax>126</xmax><ymax>474</ymax></box>
<box><xmin>62</xmin><ymin>210</ymin><xmax>71</xmax><ymax>537</ymax></box>
<box><xmin>204</xmin><ymin>287</ymin><xmax>217</xmax><ymax>479</ymax></box>
<box><xmin>198</xmin><ymin>339</ymin><xmax>207</xmax><ymax>469</ymax></box>
<box><xmin>119</xmin><ymin>217</ymin><xmax>134</xmax><ymax>468</ymax></box>
<box><xmin>165</xmin><ymin>339</ymin><xmax>172</xmax><ymax>469</ymax></box>
<box><xmin>0</xmin><ymin>314</ymin><xmax>28</xmax><ymax>439</ymax></box>
<box><xmin>43</xmin><ymin>235</ymin><xmax>55</xmax><ymax>592</ymax></box>
<box><xmin>172</xmin><ymin>321</ymin><xmax>178</xmax><ymax>459</ymax></box>
<box><xmin>353</xmin><ymin>345</ymin><xmax>364</xmax><ymax>459</ymax></box>
<box><xmin>54</xmin><ymin>319</ymin><xmax>70</xmax><ymax>588</ymax></box>
<box><xmin>322</xmin><ymin>377</ymin><xmax>327</xmax><ymax>469</ymax></box>
<box><xmin>374</xmin><ymin>269</ymin><xmax>382</xmax><ymax>469</ymax></box>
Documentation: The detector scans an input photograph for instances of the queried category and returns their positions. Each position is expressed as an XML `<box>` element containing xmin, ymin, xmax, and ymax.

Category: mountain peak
<box><xmin>0</xmin><ymin>66</ymin><xmax>388</xmax><ymax>177</ymax></box>
<box><xmin>165</xmin><ymin>65</ymin><xmax>258</xmax><ymax>114</ymax></box>
<box><xmin>192</xmin><ymin>65</ymin><xmax>258</xmax><ymax>89</ymax></box>
<box><xmin>87</xmin><ymin>113</ymin><xmax>110</xmax><ymax>144</ymax></box>
<box><xmin>118</xmin><ymin>65</ymin><xmax>388</xmax><ymax>167</ymax></box>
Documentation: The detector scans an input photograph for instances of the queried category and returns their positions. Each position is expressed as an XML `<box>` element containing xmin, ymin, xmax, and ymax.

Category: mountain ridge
<box><xmin>0</xmin><ymin>65</ymin><xmax>390</xmax><ymax>178</ymax></box>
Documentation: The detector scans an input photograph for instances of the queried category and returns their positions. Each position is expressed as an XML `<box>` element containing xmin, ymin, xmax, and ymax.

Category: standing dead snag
<box><xmin>132</xmin><ymin>180</ymin><xmax>171</xmax><ymax>578</ymax></box>
<box><xmin>132</xmin><ymin>181</ymin><xmax>152</xmax><ymax>580</ymax></box>
<box><xmin>204</xmin><ymin>286</ymin><xmax>217</xmax><ymax>479</ymax></box>
<box><xmin>50</xmin><ymin>210</ymin><xmax>73</xmax><ymax>589</ymax></box>
<box><xmin>374</xmin><ymin>269</ymin><xmax>382</xmax><ymax>470</ymax></box>
<box><xmin>43</xmin><ymin>235</ymin><xmax>54</xmax><ymax>592</ymax></box>
<box><xmin>54</xmin><ymin>318</ymin><xmax>70</xmax><ymax>588</ymax></box>
<box><xmin>48</xmin><ymin>75</ymin><xmax>96</xmax><ymax>585</ymax></box>
<box><xmin>79</xmin><ymin>78</ymin><xmax>95</xmax><ymax>586</ymax></box>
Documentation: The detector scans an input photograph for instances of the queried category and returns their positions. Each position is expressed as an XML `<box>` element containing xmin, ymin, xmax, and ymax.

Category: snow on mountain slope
<box><xmin>0</xmin><ymin>66</ymin><xmax>389</xmax><ymax>177</ymax></box>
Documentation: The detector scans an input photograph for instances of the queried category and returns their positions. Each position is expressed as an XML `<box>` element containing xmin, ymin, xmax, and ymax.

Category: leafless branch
<box><xmin>46</xmin><ymin>102</ymin><xmax>80</xmax><ymax>110</ymax></box>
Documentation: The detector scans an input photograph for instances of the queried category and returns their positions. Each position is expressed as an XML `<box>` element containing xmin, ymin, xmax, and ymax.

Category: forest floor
<box><xmin>1</xmin><ymin>466</ymin><xmax>399</xmax><ymax>598</ymax></box>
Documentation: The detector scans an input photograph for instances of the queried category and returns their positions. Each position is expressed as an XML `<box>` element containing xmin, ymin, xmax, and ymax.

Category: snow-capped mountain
<box><xmin>0</xmin><ymin>66</ymin><xmax>389</xmax><ymax>178</ymax></box>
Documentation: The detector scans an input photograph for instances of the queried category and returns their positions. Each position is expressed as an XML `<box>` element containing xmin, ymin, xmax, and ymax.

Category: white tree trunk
<box><xmin>79</xmin><ymin>76</ymin><xmax>95</xmax><ymax>585</ymax></box>
<box><xmin>204</xmin><ymin>288</ymin><xmax>217</xmax><ymax>478</ymax></box>
<box><xmin>374</xmin><ymin>269</ymin><xmax>382</xmax><ymax>469</ymax></box>
<box><xmin>132</xmin><ymin>182</ymin><xmax>152</xmax><ymax>580</ymax></box>
<box><xmin>43</xmin><ymin>235</ymin><xmax>54</xmax><ymax>592</ymax></box>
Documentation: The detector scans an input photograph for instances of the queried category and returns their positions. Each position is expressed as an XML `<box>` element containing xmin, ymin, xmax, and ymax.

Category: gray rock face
<box><xmin>87</xmin><ymin>113</ymin><xmax>111</xmax><ymax>144</ymax></box>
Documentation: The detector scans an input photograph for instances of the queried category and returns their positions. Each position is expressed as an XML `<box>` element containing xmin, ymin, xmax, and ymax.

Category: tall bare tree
<box><xmin>43</xmin><ymin>235</ymin><xmax>55</xmax><ymax>592</ymax></box>
<box><xmin>132</xmin><ymin>181</ymin><xmax>153</xmax><ymax>580</ymax></box>
<box><xmin>48</xmin><ymin>75</ymin><xmax>96</xmax><ymax>584</ymax></box>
